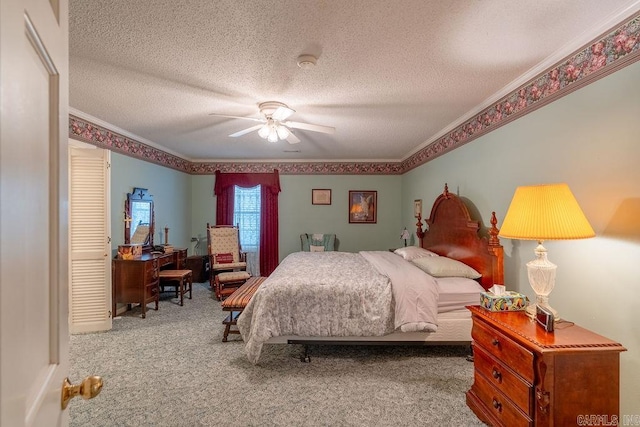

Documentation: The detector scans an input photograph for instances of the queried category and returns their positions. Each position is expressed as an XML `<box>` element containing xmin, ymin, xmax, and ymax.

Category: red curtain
<box><xmin>214</xmin><ymin>170</ymin><xmax>281</xmax><ymax>276</ymax></box>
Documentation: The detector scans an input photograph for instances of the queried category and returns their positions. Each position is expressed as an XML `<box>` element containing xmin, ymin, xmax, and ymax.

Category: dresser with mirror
<box><xmin>112</xmin><ymin>187</ymin><xmax>186</xmax><ymax>318</ymax></box>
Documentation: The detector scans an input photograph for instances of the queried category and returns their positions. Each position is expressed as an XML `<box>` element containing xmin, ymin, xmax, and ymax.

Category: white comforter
<box><xmin>237</xmin><ymin>251</ymin><xmax>439</xmax><ymax>364</ymax></box>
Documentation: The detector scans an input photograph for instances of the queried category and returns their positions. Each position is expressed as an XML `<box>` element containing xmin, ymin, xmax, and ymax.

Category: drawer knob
<box><xmin>491</xmin><ymin>338</ymin><xmax>500</xmax><ymax>346</ymax></box>
<box><xmin>492</xmin><ymin>398</ymin><xmax>502</xmax><ymax>412</ymax></box>
<box><xmin>492</xmin><ymin>368</ymin><xmax>502</xmax><ymax>381</ymax></box>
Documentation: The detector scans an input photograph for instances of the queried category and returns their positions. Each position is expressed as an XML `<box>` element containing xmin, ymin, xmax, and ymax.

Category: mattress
<box><xmin>265</xmin><ymin>309</ymin><xmax>473</xmax><ymax>344</ymax></box>
<box><xmin>437</xmin><ymin>276</ymin><xmax>485</xmax><ymax>313</ymax></box>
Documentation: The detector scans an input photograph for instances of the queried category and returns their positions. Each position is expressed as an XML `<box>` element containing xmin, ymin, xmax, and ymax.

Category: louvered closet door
<box><xmin>69</xmin><ymin>144</ymin><xmax>111</xmax><ymax>333</ymax></box>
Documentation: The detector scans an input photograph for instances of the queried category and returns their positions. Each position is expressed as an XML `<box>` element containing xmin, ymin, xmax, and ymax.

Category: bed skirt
<box><xmin>263</xmin><ymin>308</ymin><xmax>472</xmax><ymax>345</ymax></box>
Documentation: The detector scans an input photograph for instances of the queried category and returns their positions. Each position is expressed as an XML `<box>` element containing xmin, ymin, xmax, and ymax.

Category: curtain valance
<box><xmin>214</xmin><ymin>169</ymin><xmax>281</xmax><ymax>195</ymax></box>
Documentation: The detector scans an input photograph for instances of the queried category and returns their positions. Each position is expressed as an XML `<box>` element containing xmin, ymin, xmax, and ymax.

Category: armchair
<box><xmin>207</xmin><ymin>223</ymin><xmax>250</xmax><ymax>300</ymax></box>
<box><xmin>300</xmin><ymin>233</ymin><xmax>336</xmax><ymax>252</ymax></box>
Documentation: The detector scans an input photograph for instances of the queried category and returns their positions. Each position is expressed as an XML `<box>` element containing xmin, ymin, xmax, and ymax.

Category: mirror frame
<box><xmin>124</xmin><ymin>187</ymin><xmax>154</xmax><ymax>251</ymax></box>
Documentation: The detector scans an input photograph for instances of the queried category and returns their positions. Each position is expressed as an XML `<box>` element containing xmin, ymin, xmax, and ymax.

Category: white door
<box><xmin>69</xmin><ymin>143</ymin><xmax>112</xmax><ymax>334</ymax></box>
<box><xmin>0</xmin><ymin>0</ymin><xmax>76</xmax><ymax>425</ymax></box>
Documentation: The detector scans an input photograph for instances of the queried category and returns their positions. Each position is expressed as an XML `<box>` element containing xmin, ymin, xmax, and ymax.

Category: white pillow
<box><xmin>411</xmin><ymin>256</ymin><xmax>481</xmax><ymax>279</ymax></box>
<box><xmin>394</xmin><ymin>246</ymin><xmax>438</xmax><ymax>261</ymax></box>
<box><xmin>309</xmin><ymin>245</ymin><xmax>325</xmax><ymax>252</ymax></box>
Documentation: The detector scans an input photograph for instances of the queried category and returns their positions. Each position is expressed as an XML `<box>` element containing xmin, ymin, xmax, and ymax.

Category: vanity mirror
<box><xmin>124</xmin><ymin>187</ymin><xmax>154</xmax><ymax>251</ymax></box>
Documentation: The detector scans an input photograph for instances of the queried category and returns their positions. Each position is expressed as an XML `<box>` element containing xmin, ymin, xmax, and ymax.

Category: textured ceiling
<box><xmin>69</xmin><ymin>1</ymin><xmax>640</xmax><ymax>162</ymax></box>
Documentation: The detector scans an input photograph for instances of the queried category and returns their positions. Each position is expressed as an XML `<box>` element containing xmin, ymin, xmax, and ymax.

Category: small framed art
<box><xmin>414</xmin><ymin>199</ymin><xmax>422</xmax><ymax>218</ymax></box>
<box><xmin>312</xmin><ymin>189</ymin><xmax>332</xmax><ymax>205</ymax></box>
<box><xmin>349</xmin><ymin>190</ymin><xmax>377</xmax><ymax>224</ymax></box>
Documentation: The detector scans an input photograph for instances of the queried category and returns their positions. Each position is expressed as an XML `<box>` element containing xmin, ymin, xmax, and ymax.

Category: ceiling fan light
<box><xmin>267</xmin><ymin>127</ymin><xmax>278</xmax><ymax>142</ymax></box>
<box><xmin>276</xmin><ymin>125</ymin><xmax>290</xmax><ymax>140</ymax></box>
<box><xmin>258</xmin><ymin>124</ymin><xmax>270</xmax><ymax>139</ymax></box>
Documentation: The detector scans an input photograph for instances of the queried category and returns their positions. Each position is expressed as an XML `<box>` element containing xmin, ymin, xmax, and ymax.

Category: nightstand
<box><xmin>466</xmin><ymin>305</ymin><xmax>626</xmax><ymax>427</ymax></box>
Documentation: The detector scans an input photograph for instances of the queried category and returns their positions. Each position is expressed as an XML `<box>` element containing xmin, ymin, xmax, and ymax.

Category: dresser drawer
<box><xmin>473</xmin><ymin>344</ymin><xmax>532</xmax><ymax>414</ymax></box>
<box><xmin>176</xmin><ymin>249</ymin><xmax>187</xmax><ymax>268</ymax></box>
<box><xmin>146</xmin><ymin>280</ymin><xmax>159</xmax><ymax>297</ymax></box>
<box><xmin>471</xmin><ymin>370</ymin><xmax>533</xmax><ymax>427</ymax></box>
<box><xmin>472</xmin><ymin>318</ymin><xmax>534</xmax><ymax>383</ymax></box>
<box><xmin>146</xmin><ymin>261</ymin><xmax>158</xmax><ymax>280</ymax></box>
<box><xmin>158</xmin><ymin>255</ymin><xmax>173</xmax><ymax>267</ymax></box>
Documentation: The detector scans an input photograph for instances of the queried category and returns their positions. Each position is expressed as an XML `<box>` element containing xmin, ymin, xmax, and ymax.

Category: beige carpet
<box><xmin>69</xmin><ymin>282</ymin><xmax>484</xmax><ymax>426</ymax></box>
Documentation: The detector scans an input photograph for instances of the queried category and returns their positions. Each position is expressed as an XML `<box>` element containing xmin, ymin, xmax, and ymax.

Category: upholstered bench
<box><xmin>158</xmin><ymin>269</ymin><xmax>193</xmax><ymax>306</ymax></box>
<box><xmin>214</xmin><ymin>270</ymin><xmax>251</xmax><ymax>300</ymax></box>
<box><xmin>220</xmin><ymin>276</ymin><xmax>266</xmax><ymax>342</ymax></box>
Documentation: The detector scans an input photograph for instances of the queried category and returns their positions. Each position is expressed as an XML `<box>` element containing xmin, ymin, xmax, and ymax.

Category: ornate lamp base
<box><xmin>525</xmin><ymin>242</ymin><xmax>560</xmax><ymax>321</ymax></box>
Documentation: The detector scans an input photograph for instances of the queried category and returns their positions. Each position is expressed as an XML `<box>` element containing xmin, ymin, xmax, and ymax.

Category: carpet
<box><xmin>69</xmin><ymin>282</ymin><xmax>484</xmax><ymax>426</ymax></box>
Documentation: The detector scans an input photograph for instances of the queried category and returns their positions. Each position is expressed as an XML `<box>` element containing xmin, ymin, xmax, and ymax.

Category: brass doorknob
<box><xmin>61</xmin><ymin>376</ymin><xmax>103</xmax><ymax>410</ymax></box>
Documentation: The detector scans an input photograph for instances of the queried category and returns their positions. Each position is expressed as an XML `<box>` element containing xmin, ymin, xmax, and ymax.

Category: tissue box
<box><xmin>480</xmin><ymin>291</ymin><xmax>528</xmax><ymax>312</ymax></box>
<box><xmin>118</xmin><ymin>244</ymin><xmax>142</xmax><ymax>260</ymax></box>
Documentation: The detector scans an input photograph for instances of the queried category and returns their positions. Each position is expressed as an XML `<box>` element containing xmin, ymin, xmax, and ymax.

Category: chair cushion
<box><xmin>217</xmin><ymin>271</ymin><xmax>250</xmax><ymax>283</ymax></box>
<box><xmin>208</xmin><ymin>227</ymin><xmax>241</xmax><ymax>263</ymax></box>
<box><xmin>212</xmin><ymin>261</ymin><xmax>246</xmax><ymax>270</ymax></box>
<box><xmin>214</xmin><ymin>253</ymin><xmax>234</xmax><ymax>264</ymax></box>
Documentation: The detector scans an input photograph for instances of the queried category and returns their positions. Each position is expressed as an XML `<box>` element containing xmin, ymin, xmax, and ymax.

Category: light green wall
<box><xmin>278</xmin><ymin>175</ymin><xmax>402</xmax><ymax>256</ymax></box>
<box><xmin>190</xmin><ymin>174</ymin><xmax>403</xmax><ymax>260</ymax></box>
<box><xmin>402</xmin><ymin>60</ymin><xmax>640</xmax><ymax>414</ymax></box>
<box><xmin>190</xmin><ymin>173</ymin><xmax>216</xmax><ymax>253</ymax></box>
<box><xmin>110</xmin><ymin>152</ymin><xmax>192</xmax><ymax>251</ymax></box>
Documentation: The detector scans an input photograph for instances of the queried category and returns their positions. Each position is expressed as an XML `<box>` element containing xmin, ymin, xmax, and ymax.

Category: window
<box><xmin>233</xmin><ymin>186</ymin><xmax>261</xmax><ymax>275</ymax></box>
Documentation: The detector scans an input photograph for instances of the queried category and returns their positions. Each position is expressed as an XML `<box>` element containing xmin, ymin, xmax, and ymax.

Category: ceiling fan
<box><xmin>209</xmin><ymin>101</ymin><xmax>335</xmax><ymax>144</ymax></box>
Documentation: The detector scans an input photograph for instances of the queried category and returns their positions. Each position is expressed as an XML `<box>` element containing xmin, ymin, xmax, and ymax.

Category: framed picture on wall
<box><xmin>312</xmin><ymin>189</ymin><xmax>332</xmax><ymax>205</ymax></box>
<box><xmin>414</xmin><ymin>199</ymin><xmax>422</xmax><ymax>218</ymax></box>
<box><xmin>349</xmin><ymin>190</ymin><xmax>377</xmax><ymax>223</ymax></box>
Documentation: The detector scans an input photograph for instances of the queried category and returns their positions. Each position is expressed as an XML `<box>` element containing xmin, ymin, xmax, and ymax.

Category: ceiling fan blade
<box><xmin>209</xmin><ymin>113</ymin><xmax>265</xmax><ymax>123</ymax></box>
<box><xmin>286</xmin><ymin>132</ymin><xmax>300</xmax><ymax>144</ymax></box>
<box><xmin>271</xmin><ymin>106</ymin><xmax>295</xmax><ymax>121</ymax></box>
<box><xmin>229</xmin><ymin>124</ymin><xmax>263</xmax><ymax>137</ymax></box>
<box><xmin>284</xmin><ymin>121</ymin><xmax>335</xmax><ymax>134</ymax></box>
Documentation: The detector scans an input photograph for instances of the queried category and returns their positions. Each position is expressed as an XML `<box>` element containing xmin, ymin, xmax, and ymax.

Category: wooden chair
<box><xmin>207</xmin><ymin>223</ymin><xmax>250</xmax><ymax>300</ymax></box>
<box><xmin>158</xmin><ymin>269</ymin><xmax>193</xmax><ymax>306</ymax></box>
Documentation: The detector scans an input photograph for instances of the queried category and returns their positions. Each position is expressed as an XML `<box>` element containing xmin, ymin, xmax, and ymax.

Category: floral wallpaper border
<box><xmin>69</xmin><ymin>14</ymin><xmax>640</xmax><ymax>175</ymax></box>
<box><xmin>402</xmin><ymin>13</ymin><xmax>640</xmax><ymax>172</ymax></box>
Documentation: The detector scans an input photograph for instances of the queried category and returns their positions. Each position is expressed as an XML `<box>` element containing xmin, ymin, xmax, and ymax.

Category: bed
<box><xmin>237</xmin><ymin>184</ymin><xmax>503</xmax><ymax>363</ymax></box>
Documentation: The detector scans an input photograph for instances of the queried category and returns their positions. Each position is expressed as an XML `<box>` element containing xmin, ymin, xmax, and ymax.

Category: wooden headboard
<box><xmin>416</xmin><ymin>184</ymin><xmax>504</xmax><ymax>290</ymax></box>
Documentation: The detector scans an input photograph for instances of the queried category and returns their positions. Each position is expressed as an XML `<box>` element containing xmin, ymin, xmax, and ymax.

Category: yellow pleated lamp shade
<box><xmin>499</xmin><ymin>183</ymin><xmax>595</xmax><ymax>240</ymax></box>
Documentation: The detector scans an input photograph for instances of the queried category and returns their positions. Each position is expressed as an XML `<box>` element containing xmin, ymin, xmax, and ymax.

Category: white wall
<box><xmin>402</xmin><ymin>60</ymin><xmax>640</xmax><ymax>414</ymax></box>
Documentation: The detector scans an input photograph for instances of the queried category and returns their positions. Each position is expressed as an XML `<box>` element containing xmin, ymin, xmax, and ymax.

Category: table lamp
<box><xmin>498</xmin><ymin>183</ymin><xmax>595</xmax><ymax>319</ymax></box>
<box><xmin>400</xmin><ymin>227</ymin><xmax>410</xmax><ymax>247</ymax></box>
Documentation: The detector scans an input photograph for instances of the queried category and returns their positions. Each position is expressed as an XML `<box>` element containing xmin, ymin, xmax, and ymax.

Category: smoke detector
<box><xmin>297</xmin><ymin>54</ymin><xmax>317</xmax><ymax>69</ymax></box>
